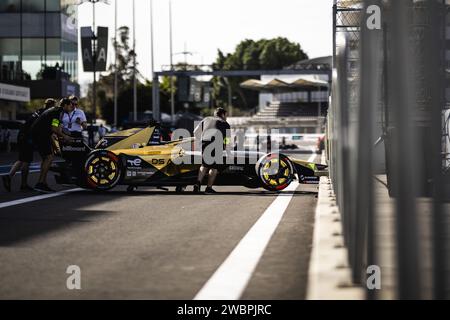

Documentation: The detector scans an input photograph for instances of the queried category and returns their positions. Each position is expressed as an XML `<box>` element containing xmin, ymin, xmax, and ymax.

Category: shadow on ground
<box><xmin>0</xmin><ymin>194</ymin><xmax>112</xmax><ymax>246</ymax></box>
<box><xmin>0</xmin><ymin>184</ymin><xmax>316</xmax><ymax>247</ymax></box>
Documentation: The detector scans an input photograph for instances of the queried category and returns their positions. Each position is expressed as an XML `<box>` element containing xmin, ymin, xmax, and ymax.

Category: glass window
<box><xmin>46</xmin><ymin>39</ymin><xmax>62</xmax><ymax>78</ymax></box>
<box><xmin>22</xmin><ymin>13</ymin><xmax>45</xmax><ymax>37</ymax></box>
<box><xmin>0</xmin><ymin>0</ymin><xmax>20</xmax><ymax>12</ymax></box>
<box><xmin>0</xmin><ymin>38</ymin><xmax>20</xmax><ymax>57</ymax></box>
<box><xmin>22</xmin><ymin>38</ymin><xmax>45</xmax><ymax>57</ymax></box>
<box><xmin>0</xmin><ymin>13</ymin><xmax>21</xmax><ymax>37</ymax></box>
<box><xmin>61</xmin><ymin>39</ymin><xmax>77</xmax><ymax>81</ymax></box>
<box><xmin>22</xmin><ymin>38</ymin><xmax>45</xmax><ymax>80</ymax></box>
<box><xmin>0</xmin><ymin>39</ymin><xmax>21</xmax><ymax>81</ymax></box>
<box><xmin>22</xmin><ymin>0</ymin><xmax>45</xmax><ymax>12</ymax></box>
<box><xmin>46</xmin><ymin>38</ymin><xmax>61</xmax><ymax>58</ymax></box>
<box><xmin>46</xmin><ymin>0</ymin><xmax>61</xmax><ymax>11</ymax></box>
<box><xmin>46</xmin><ymin>13</ymin><xmax>61</xmax><ymax>37</ymax></box>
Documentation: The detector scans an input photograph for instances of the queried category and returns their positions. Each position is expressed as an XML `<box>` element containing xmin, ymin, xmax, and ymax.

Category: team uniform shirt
<box><xmin>31</xmin><ymin>106</ymin><xmax>63</xmax><ymax>137</ymax></box>
<box><xmin>18</xmin><ymin>107</ymin><xmax>46</xmax><ymax>143</ymax></box>
<box><xmin>17</xmin><ymin>107</ymin><xmax>47</xmax><ymax>162</ymax></box>
<box><xmin>30</xmin><ymin>106</ymin><xmax>64</xmax><ymax>158</ymax></box>
<box><xmin>196</xmin><ymin>116</ymin><xmax>231</xmax><ymax>144</ymax></box>
<box><xmin>195</xmin><ymin>117</ymin><xmax>231</xmax><ymax>168</ymax></box>
<box><xmin>61</xmin><ymin>108</ymin><xmax>87</xmax><ymax>132</ymax></box>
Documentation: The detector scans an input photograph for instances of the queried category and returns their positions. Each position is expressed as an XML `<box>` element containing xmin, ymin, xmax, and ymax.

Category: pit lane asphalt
<box><xmin>0</xmin><ymin>152</ymin><xmax>318</xmax><ymax>299</ymax></box>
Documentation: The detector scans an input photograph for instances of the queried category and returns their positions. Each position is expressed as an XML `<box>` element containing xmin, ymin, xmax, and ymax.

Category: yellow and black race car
<box><xmin>52</xmin><ymin>123</ymin><xmax>327</xmax><ymax>192</ymax></box>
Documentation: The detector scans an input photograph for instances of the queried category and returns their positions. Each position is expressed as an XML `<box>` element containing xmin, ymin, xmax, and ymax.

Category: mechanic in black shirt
<box><xmin>2</xmin><ymin>99</ymin><xmax>56</xmax><ymax>192</ymax></box>
<box><xmin>31</xmin><ymin>98</ymin><xmax>73</xmax><ymax>193</ymax></box>
<box><xmin>193</xmin><ymin>107</ymin><xmax>231</xmax><ymax>194</ymax></box>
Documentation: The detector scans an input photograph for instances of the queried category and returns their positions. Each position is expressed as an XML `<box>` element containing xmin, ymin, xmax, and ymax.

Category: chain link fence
<box><xmin>329</xmin><ymin>0</ymin><xmax>449</xmax><ymax>299</ymax></box>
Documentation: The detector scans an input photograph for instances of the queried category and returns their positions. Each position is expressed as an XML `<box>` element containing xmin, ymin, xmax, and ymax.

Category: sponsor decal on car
<box><xmin>62</xmin><ymin>146</ymin><xmax>86</xmax><ymax>152</ymax></box>
<box><xmin>127</xmin><ymin>158</ymin><xmax>142</xmax><ymax>167</ymax></box>
<box><xmin>228</xmin><ymin>165</ymin><xmax>245</xmax><ymax>172</ymax></box>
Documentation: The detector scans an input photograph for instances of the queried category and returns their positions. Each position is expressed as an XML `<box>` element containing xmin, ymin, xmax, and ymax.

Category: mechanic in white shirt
<box><xmin>62</xmin><ymin>95</ymin><xmax>87</xmax><ymax>137</ymax></box>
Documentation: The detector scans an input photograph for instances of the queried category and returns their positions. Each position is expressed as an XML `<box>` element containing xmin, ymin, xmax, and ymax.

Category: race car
<box><xmin>51</xmin><ymin>123</ymin><xmax>328</xmax><ymax>192</ymax></box>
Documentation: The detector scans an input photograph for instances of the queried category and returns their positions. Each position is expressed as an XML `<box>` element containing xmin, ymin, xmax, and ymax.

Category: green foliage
<box><xmin>212</xmin><ymin>37</ymin><xmax>308</xmax><ymax>110</ymax></box>
<box><xmin>84</xmin><ymin>34</ymin><xmax>307</xmax><ymax>124</ymax></box>
<box><xmin>84</xmin><ymin>26</ymin><xmax>173</xmax><ymax>125</ymax></box>
<box><xmin>101</xmin><ymin>82</ymin><xmax>152</xmax><ymax>125</ymax></box>
<box><xmin>23</xmin><ymin>99</ymin><xmax>46</xmax><ymax>113</ymax></box>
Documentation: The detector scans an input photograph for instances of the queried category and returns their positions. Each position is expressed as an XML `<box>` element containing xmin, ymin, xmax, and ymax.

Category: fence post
<box><xmin>354</xmin><ymin>0</ymin><xmax>383</xmax><ymax>289</ymax></box>
<box><xmin>388</xmin><ymin>0</ymin><xmax>422</xmax><ymax>299</ymax></box>
<box><xmin>428</xmin><ymin>0</ymin><xmax>447</xmax><ymax>300</ymax></box>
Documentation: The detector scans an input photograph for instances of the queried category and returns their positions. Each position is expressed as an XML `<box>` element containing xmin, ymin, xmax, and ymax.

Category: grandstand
<box><xmin>237</xmin><ymin>58</ymin><xmax>331</xmax><ymax>133</ymax></box>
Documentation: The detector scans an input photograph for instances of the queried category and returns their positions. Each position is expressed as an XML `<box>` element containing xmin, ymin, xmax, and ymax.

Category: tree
<box><xmin>212</xmin><ymin>37</ymin><xmax>308</xmax><ymax>111</ymax></box>
<box><xmin>101</xmin><ymin>81</ymin><xmax>152</xmax><ymax>125</ymax></box>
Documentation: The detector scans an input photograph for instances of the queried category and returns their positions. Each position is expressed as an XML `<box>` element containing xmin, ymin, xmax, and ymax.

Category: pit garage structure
<box><xmin>151</xmin><ymin>65</ymin><xmax>332</xmax><ymax>122</ymax></box>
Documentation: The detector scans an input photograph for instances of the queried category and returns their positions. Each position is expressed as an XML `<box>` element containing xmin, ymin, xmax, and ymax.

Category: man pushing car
<box><xmin>193</xmin><ymin>107</ymin><xmax>231</xmax><ymax>194</ymax></box>
<box><xmin>31</xmin><ymin>98</ymin><xmax>74</xmax><ymax>193</ymax></box>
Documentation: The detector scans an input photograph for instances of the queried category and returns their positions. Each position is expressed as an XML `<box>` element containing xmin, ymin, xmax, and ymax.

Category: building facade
<box><xmin>0</xmin><ymin>82</ymin><xmax>30</xmax><ymax>120</ymax></box>
<box><xmin>0</xmin><ymin>0</ymin><xmax>79</xmax><ymax>107</ymax></box>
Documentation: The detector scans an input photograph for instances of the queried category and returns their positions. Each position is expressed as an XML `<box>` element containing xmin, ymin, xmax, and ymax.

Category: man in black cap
<box><xmin>31</xmin><ymin>98</ymin><xmax>73</xmax><ymax>193</ymax></box>
<box><xmin>193</xmin><ymin>107</ymin><xmax>231</xmax><ymax>194</ymax></box>
<box><xmin>2</xmin><ymin>98</ymin><xmax>56</xmax><ymax>192</ymax></box>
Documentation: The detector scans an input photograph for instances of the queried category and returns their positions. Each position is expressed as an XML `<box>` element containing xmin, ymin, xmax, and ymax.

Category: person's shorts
<box><xmin>17</xmin><ymin>138</ymin><xmax>34</xmax><ymax>163</ymax></box>
<box><xmin>201</xmin><ymin>140</ymin><xmax>224</xmax><ymax>169</ymax></box>
<box><xmin>34</xmin><ymin>136</ymin><xmax>53</xmax><ymax>159</ymax></box>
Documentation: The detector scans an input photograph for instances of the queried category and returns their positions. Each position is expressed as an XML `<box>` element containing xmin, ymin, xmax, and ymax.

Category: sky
<box><xmin>77</xmin><ymin>0</ymin><xmax>333</xmax><ymax>90</ymax></box>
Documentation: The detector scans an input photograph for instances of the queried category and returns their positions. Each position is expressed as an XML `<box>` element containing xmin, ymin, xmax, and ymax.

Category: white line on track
<box><xmin>193</xmin><ymin>181</ymin><xmax>300</xmax><ymax>300</ymax></box>
<box><xmin>307</xmin><ymin>147</ymin><xmax>317</xmax><ymax>163</ymax></box>
<box><xmin>0</xmin><ymin>188</ymin><xmax>82</xmax><ymax>209</ymax></box>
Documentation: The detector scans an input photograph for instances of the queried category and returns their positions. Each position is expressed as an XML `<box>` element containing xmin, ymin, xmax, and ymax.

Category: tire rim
<box><xmin>259</xmin><ymin>155</ymin><xmax>293</xmax><ymax>190</ymax></box>
<box><xmin>86</xmin><ymin>153</ymin><xmax>120</xmax><ymax>189</ymax></box>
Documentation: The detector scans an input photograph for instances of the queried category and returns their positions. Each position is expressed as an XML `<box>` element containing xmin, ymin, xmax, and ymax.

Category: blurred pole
<box><xmin>169</xmin><ymin>0</ymin><xmax>175</xmax><ymax>124</ymax></box>
<box><xmin>357</xmin><ymin>0</ymin><xmax>382</xmax><ymax>294</ymax></box>
<box><xmin>152</xmin><ymin>73</ymin><xmax>160</xmax><ymax>121</ymax></box>
<box><xmin>150</xmin><ymin>0</ymin><xmax>155</xmax><ymax>82</ymax></box>
<box><xmin>227</xmin><ymin>80</ymin><xmax>233</xmax><ymax>117</ymax></box>
<box><xmin>389</xmin><ymin>0</ymin><xmax>421</xmax><ymax>299</ymax></box>
<box><xmin>332</xmin><ymin>0</ymin><xmax>337</xmax><ymax>67</ymax></box>
<box><xmin>92</xmin><ymin>1</ymin><xmax>97</xmax><ymax>124</ymax></box>
<box><xmin>150</xmin><ymin>0</ymin><xmax>155</xmax><ymax>120</ymax></box>
<box><xmin>334</xmin><ymin>34</ymin><xmax>350</xmax><ymax>251</ymax></box>
<box><xmin>132</xmin><ymin>0</ymin><xmax>137</xmax><ymax>122</ymax></box>
<box><xmin>317</xmin><ymin>85</ymin><xmax>321</xmax><ymax>132</ymax></box>
<box><xmin>429</xmin><ymin>0</ymin><xmax>447</xmax><ymax>300</ymax></box>
<box><xmin>113</xmin><ymin>0</ymin><xmax>118</xmax><ymax>126</ymax></box>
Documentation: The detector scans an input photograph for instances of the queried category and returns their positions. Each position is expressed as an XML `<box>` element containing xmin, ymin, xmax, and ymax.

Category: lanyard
<box><xmin>66</xmin><ymin>109</ymin><xmax>77</xmax><ymax>125</ymax></box>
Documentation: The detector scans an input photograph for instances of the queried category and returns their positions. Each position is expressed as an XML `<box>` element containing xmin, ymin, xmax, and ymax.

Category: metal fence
<box><xmin>329</xmin><ymin>0</ymin><xmax>448</xmax><ymax>299</ymax></box>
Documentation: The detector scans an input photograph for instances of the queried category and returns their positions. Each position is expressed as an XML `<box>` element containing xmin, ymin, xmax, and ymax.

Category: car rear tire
<box><xmin>85</xmin><ymin>150</ymin><xmax>122</xmax><ymax>191</ymax></box>
<box><xmin>256</xmin><ymin>153</ymin><xmax>295</xmax><ymax>191</ymax></box>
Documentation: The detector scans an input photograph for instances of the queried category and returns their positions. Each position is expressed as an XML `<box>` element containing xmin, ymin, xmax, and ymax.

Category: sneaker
<box><xmin>34</xmin><ymin>183</ymin><xmax>55</xmax><ymax>193</ymax></box>
<box><xmin>193</xmin><ymin>182</ymin><xmax>201</xmax><ymax>193</ymax></box>
<box><xmin>2</xmin><ymin>175</ymin><xmax>11</xmax><ymax>192</ymax></box>
<box><xmin>204</xmin><ymin>187</ymin><xmax>218</xmax><ymax>194</ymax></box>
<box><xmin>20</xmin><ymin>185</ymin><xmax>34</xmax><ymax>192</ymax></box>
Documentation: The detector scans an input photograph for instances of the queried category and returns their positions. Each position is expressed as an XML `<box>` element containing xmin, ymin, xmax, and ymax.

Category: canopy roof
<box><xmin>240</xmin><ymin>77</ymin><xmax>328</xmax><ymax>92</ymax></box>
<box><xmin>285</xmin><ymin>56</ymin><xmax>332</xmax><ymax>71</ymax></box>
